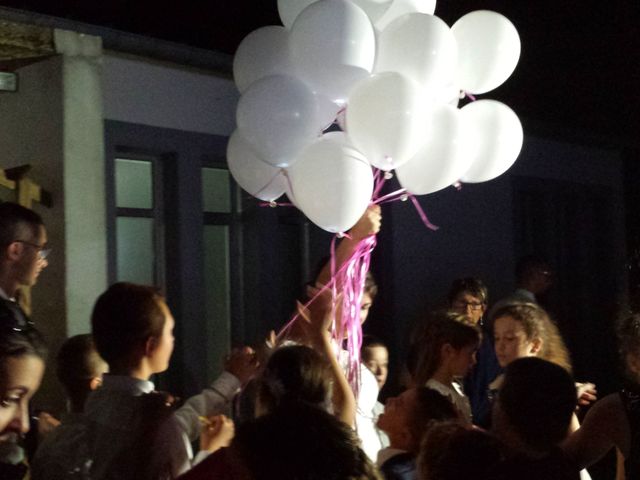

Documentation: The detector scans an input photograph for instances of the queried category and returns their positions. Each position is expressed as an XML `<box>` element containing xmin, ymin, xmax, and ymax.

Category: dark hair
<box><xmin>91</xmin><ymin>283</ymin><xmax>166</xmax><ymax>369</ymax></box>
<box><xmin>363</xmin><ymin>271</ymin><xmax>378</xmax><ymax>300</ymax></box>
<box><xmin>257</xmin><ymin>345</ymin><xmax>332</xmax><ymax>413</ymax></box>
<box><xmin>418</xmin><ymin>421</ymin><xmax>502</xmax><ymax>480</ymax></box>
<box><xmin>617</xmin><ymin>313</ymin><xmax>640</xmax><ymax>383</ymax></box>
<box><xmin>412</xmin><ymin>311</ymin><xmax>481</xmax><ymax>385</ymax></box>
<box><xmin>234</xmin><ymin>402</ymin><xmax>382</xmax><ymax>480</ymax></box>
<box><xmin>310</xmin><ymin>256</ymin><xmax>378</xmax><ymax>302</ymax></box>
<box><xmin>447</xmin><ymin>277</ymin><xmax>488</xmax><ymax>305</ymax></box>
<box><xmin>361</xmin><ymin>334</ymin><xmax>386</xmax><ymax>356</ymax></box>
<box><xmin>492</xmin><ymin>302</ymin><xmax>572</xmax><ymax>373</ymax></box>
<box><xmin>0</xmin><ymin>327</ymin><xmax>47</xmax><ymax>362</ymax></box>
<box><xmin>498</xmin><ymin>357</ymin><xmax>576</xmax><ymax>451</ymax></box>
<box><xmin>515</xmin><ymin>255</ymin><xmax>550</xmax><ymax>283</ymax></box>
<box><xmin>56</xmin><ymin>334</ymin><xmax>106</xmax><ymax>408</ymax></box>
<box><xmin>407</xmin><ymin>387</ymin><xmax>459</xmax><ymax>453</ymax></box>
<box><xmin>0</xmin><ymin>202</ymin><xmax>44</xmax><ymax>247</ymax></box>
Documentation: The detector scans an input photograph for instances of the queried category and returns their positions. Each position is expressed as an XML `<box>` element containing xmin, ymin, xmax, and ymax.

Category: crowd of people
<box><xmin>0</xmin><ymin>201</ymin><xmax>638</xmax><ymax>480</ymax></box>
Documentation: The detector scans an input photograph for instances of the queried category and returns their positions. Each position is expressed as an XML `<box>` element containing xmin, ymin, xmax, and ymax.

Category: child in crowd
<box><xmin>490</xmin><ymin>302</ymin><xmax>596</xmax><ymax>416</ymax></box>
<box><xmin>418</xmin><ymin>421</ymin><xmax>502</xmax><ymax>480</ymax></box>
<box><xmin>43</xmin><ymin>283</ymin><xmax>257</xmax><ymax>480</ymax></box>
<box><xmin>179</xmin><ymin>343</ymin><xmax>368</xmax><ymax>480</ymax></box>
<box><xmin>0</xmin><ymin>326</ymin><xmax>46</xmax><ymax>480</ymax></box>
<box><xmin>362</xmin><ymin>335</ymin><xmax>390</xmax><ymax>449</ymax></box>
<box><xmin>563</xmin><ymin>313</ymin><xmax>640</xmax><ymax>479</ymax></box>
<box><xmin>492</xmin><ymin>357</ymin><xmax>580</xmax><ymax>480</ymax></box>
<box><xmin>491</xmin><ymin>302</ymin><xmax>596</xmax><ymax>480</ymax></box>
<box><xmin>376</xmin><ymin>387</ymin><xmax>458</xmax><ymax>479</ymax></box>
<box><xmin>411</xmin><ymin>312</ymin><xmax>481</xmax><ymax>423</ymax></box>
<box><xmin>447</xmin><ymin>277</ymin><xmax>501</xmax><ymax>427</ymax></box>
<box><xmin>31</xmin><ymin>334</ymin><xmax>108</xmax><ymax>480</ymax></box>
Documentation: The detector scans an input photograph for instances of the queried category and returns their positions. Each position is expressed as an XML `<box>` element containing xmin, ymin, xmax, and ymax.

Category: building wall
<box><xmin>102</xmin><ymin>53</ymin><xmax>238</xmax><ymax>136</ymax></box>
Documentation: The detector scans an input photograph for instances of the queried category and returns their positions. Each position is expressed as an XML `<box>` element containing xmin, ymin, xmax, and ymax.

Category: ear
<box><xmin>89</xmin><ymin>376</ymin><xmax>103</xmax><ymax>391</ymax></box>
<box><xmin>530</xmin><ymin>337</ymin><xmax>543</xmax><ymax>355</ymax></box>
<box><xmin>5</xmin><ymin>241</ymin><xmax>23</xmax><ymax>261</ymax></box>
<box><xmin>144</xmin><ymin>336</ymin><xmax>158</xmax><ymax>358</ymax></box>
<box><xmin>441</xmin><ymin>343</ymin><xmax>454</xmax><ymax>359</ymax></box>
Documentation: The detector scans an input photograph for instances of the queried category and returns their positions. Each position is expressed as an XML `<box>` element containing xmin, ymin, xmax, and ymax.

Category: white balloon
<box><xmin>396</xmin><ymin>104</ymin><xmax>473</xmax><ymax>194</ymax></box>
<box><xmin>288</xmin><ymin>133</ymin><xmax>374</xmax><ymax>233</ymax></box>
<box><xmin>227</xmin><ymin>130</ymin><xmax>287</xmax><ymax>201</ymax></box>
<box><xmin>316</xmin><ymin>94</ymin><xmax>343</xmax><ymax>131</ymax></box>
<box><xmin>375</xmin><ymin>13</ymin><xmax>457</xmax><ymax>89</ymax></box>
<box><xmin>236</xmin><ymin>74</ymin><xmax>320</xmax><ymax>168</ymax></box>
<box><xmin>375</xmin><ymin>0</ymin><xmax>437</xmax><ymax>31</ymax></box>
<box><xmin>277</xmin><ymin>0</ymin><xmax>318</xmax><ymax>29</ymax></box>
<box><xmin>452</xmin><ymin>10</ymin><xmax>521</xmax><ymax>94</ymax></box>
<box><xmin>346</xmin><ymin>72</ymin><xmax>428</xmax><ymax>171</ymax></box>
<box><xmin>352</xmin><ymin>0</ymin><xmax>393</xmax><ymax>24</ymax></box>
<box><xmin>290</xmin><ymin>0</ymin><xmax>376</xmax><ymax>104</ymax></box>
<box><xmin>233</xmin><ymin>26</ymin><xmax>292</xmax><ymax>93</ymax></box>
<box><xmin>460</xmin><ymin>100</ymin><xmax>523</xmax><ymax>183</ymax></box>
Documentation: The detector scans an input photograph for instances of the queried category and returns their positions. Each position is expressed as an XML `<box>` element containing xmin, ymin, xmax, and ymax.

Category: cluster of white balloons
<box><xmin>228</xmin><ymin>0</ymin><xmax>523</xmax><ymax>233</ymax></box>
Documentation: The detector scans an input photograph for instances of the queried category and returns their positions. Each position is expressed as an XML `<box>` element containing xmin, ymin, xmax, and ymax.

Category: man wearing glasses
<box><xmin>0</xmin><ymin>202</ymin><xmax>49</xmax><ymax>327</ymax></box>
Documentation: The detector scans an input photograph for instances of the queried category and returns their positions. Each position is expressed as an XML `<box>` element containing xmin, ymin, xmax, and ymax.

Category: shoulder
<box><xmin>380</xmin><ymin>453</ymin><xmax>416</xmax><ymax>479</ymax></box>
<box><xmin>587</xmin><ymin>392</ymin><xmax>625</xmax><ymax>423</ymax></box>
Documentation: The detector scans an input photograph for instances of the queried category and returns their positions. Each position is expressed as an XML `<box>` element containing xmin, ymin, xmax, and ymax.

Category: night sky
<box><xmin>1</xmin><ymin>0</ymin><xmax>639</xmax><ymax>144</ymax></box>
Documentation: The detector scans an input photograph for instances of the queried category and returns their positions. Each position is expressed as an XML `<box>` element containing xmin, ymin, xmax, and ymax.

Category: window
<box><xmin>202</xmin><ymin>165</ymin><xmax>235</xmax><ymax>378</ymax></box>
<box><xmin>112</xmin><ymin>156</ymin><xmax>165</xmax><ymax>287</ymax></box>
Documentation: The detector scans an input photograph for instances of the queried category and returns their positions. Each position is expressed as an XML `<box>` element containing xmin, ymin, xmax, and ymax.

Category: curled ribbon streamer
<box><xmin>409</xmin><ymin>194</ymin><xmax>439</xmax><ymax>231</ymax></box>
<box><xmin>275</xmin><ymin>168</ymin><xmax>439</xmax><ymax>397</ymax></box>
<box><xmin>372</xmin><ymin>187</ymin><xmax>407</xmax><ymax>205</ymax></box>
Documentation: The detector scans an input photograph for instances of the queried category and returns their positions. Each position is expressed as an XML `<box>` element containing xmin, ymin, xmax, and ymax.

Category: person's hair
<box><xmin>56</xmin><ymin>334</ymin><xmax>106</xmax><ymax>408</ymax></box>
<box><xmin>617</xmin><ymin>313</ymin><xmax>640</xmax><ymax>383</ymax></box>
<box><xmin>491</xmin><ymin>302</ymin><xmax>572</xmax><ymax>373</ymax></box>
<box><xmin>412</xmin><ymin>311</ymin><xmax>481</xmax><ymax>385</ymax></box>
<box><xmin>0</xmin><ymin>327</ymin><xmax>47</xmax><ymax>363</ymax></box>
<box><xmin>363</xmin><ymin>271</ymin><xmax>378</xmax><ymax>300</ymax></box>
<box><xmin>418</xmin><ymin>421</ymin><xmax>502</xmax><ymax>480</ymax></box>
<box><xmin>257</xmin><ymin>344</ymin><xmax>332</xmax><ymax>414</ymax></box>
<box><xmin>309</xmin><ymin>254</ymin><xmax>378</xmax><ymax>301</ymax></box>
<box><xmin>234</xmin><ymin>401</ymin><xmax>383</xmax><ymax>480</ymax></box>
<box><xmin>361</xmin><ymin>334</ymin><xmax>386</xmax><ymax>360</ymax></box>
<box><xmin>0</xmin><ymin>202</ymin><xmax>44</xmax><ymax>248</ymax></box>
<box><xmin>447</xmin><ymin>277</ymin><xmax>488</xmax><ymax>305</ymax></box>
<box><xmin>406</xmin><ymin>387</ymin><xmax>459</xmax><ymax>453</ymax></box>
<box><xmin>498</xmin><ymin>357</ymin><xmax>576</xmax><ymax>451</ymax></box>
<box><xmin>515</xmin><ymin>255</ymin><xmax>549</xmax><ymax>283</ymax></box>
<box><xmin>91</xmin><ymin>282</ymin><xmax>166</xmax><ymax>369</ymax></box>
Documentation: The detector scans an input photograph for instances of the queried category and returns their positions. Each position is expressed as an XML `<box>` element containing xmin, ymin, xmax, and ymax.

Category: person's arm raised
<box><xmin>316</xmin><ymin>205</ymin><xmax>381</xmax><ymax>287</ymax></box>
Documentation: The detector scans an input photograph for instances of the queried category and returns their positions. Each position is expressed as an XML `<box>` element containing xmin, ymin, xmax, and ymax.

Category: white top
<box><xmin>30</xmin><ymin>372</ymin><xmax>241</xmax><ymax>479</ymax></box>
<box><xmin>354</xmin><ymin>363</ymin><xmax>386</xmax><ymax>461</ymax></box>
<box><xmin>426</xmin><ymin>378</ymin><xmax>472</xmax><ymax>424</ymax></box>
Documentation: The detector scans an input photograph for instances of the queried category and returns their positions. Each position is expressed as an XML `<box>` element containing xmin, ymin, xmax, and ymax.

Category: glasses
<box><xmin>15</xmin><ymin>240</ymin><xmax>51</xmax><ymax>260</ymax></box>
<box><xmin>454</xmin><ymin>300</ymin><xmax>484</xmax><ymax>310</ymax></box>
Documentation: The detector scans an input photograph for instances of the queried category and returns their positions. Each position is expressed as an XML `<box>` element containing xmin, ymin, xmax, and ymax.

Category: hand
<box><xmin>348</xmin><ymin>205</ymin><xmax>381</xmax><ymax>241</ymax></box>
<box><xmin>37</xmin><ymin>411</ymin><xmax>61</xmax><ymax>438</ymax></box>
<box><xmin>199</xmin><ymin>414</ymin><xmax>235</xmax><ymax>453</ymax></box>
<box><xmin>225</xmin><ymin>347</ymin><xmax>259</xmax><ymax>384</ymax></box>
<box><xmin>576</xmin><ymin>382</ymin><xmax>597</xmax><ymax>407</ymax></box>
